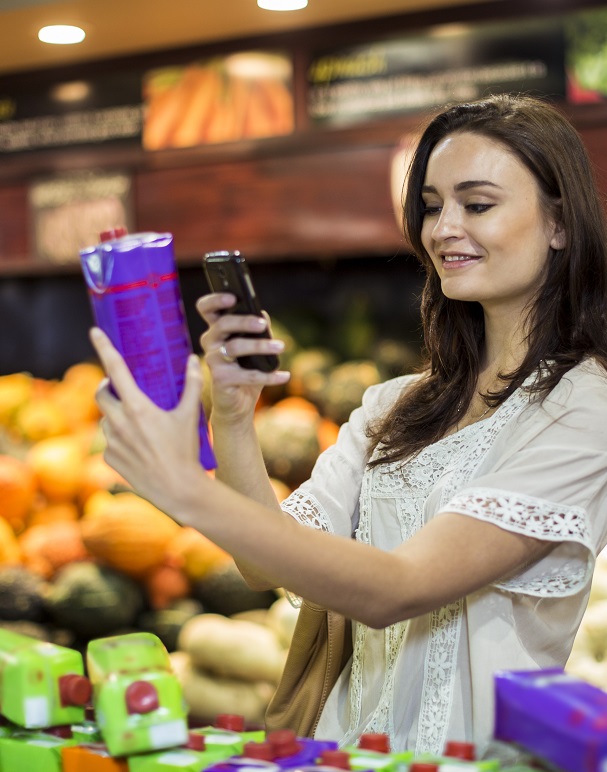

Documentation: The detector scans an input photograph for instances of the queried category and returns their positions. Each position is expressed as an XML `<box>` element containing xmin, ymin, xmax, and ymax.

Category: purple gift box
<box><xmin>494</xmin><ymin>668</ymin><xmax>607</xmax><ymax>772</ymax></box>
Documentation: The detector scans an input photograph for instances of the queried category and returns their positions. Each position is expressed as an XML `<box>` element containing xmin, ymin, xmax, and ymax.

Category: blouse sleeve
<box><xmin>440</xmin><ymin>362</ymin><xmax>607</xmax><ymax>598</ymax></box>
<box><xmin>281</xmin><ymin>375</ymin><xmax>417</xmax><ymax>538</ymax></box>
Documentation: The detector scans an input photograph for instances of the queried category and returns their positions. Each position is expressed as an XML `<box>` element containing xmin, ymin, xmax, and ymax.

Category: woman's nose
<box><xmin>431</xmin><ymin>204</ymin><xmax>463</xmax><ymax>241</ymax></box>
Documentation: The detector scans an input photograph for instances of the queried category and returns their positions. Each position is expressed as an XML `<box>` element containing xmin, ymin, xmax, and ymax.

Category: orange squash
<box><xmin>0</xmin><ymin>454</ymin><xmax>37</xmax><ymax>532</ymax></box>
<box><xmin>0</xmin><ymin>372</ymin><xmax>34</xmax><ymax>427</ymax></box>
<box><xmin>0</xmin><ymin>516</ymin><xmax>21</xmax><ymax>565</ymax></box>
<box><xmin>143</xmin><ymin>562</ymin><xmax>191</xmax><ymax>610</ymax></box>
<box><xmin>80</xmin><ymin>492</ymin><xmax>181</xmax><ymax>579</ymax></box>
<box><xmin>78</xmin><ymin>453</ymin><xmax>127</xmax><ymax>506</ymax></box>
<box><xmin>26</xmin><ymin>435</ymin><xmax>85</xmax><ymax>502</ymax></box>
<box><xmin>13</xmin><ymin>397</ymin><xmax>70</xmax><ymax>441</ymax></box>
<box><xmin>18</xmin><ymin>521</ymin><xmax>90</xmax><ymax>579</ymax></box>
<box><xmin>166</xmin><ymin>526</ymin><xmax>231</xmax><ymax>582</ymax></box>
<box><xmin>27</xmin><ymin>501</ymin><xmax>80</xmax><ymax>528</ymax></box>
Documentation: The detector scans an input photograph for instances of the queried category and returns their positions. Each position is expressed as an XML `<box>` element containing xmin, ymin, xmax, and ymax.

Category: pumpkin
<box><xmin>0</xmin><ymin>454</ymin><xmax>37</xmax><ymax>532</ymax></box>
<box><xmin>27</xmin><ymin>501</ymin><xmax>80</xmax><ymax>528</ymax></box>
<box><xmin>51</xmin><ymin>363</ymin><xmax>103</xmax><ymax>430</ymax></box>
<box><xmin>26</xmin><ymin>435</ymin><xmax>85</xmax><ymax>502</ymax></box>
<box><xmin>287</xmin><ymin>347</ymin><xmax>338</xmax><ymax>406</ymax></box>
<box><xmin>13</xmin><ymin>397</ymin><xmax>70</xmax><ymax>442</ymax></box>
<box><xmin>18</xmin><ymin>521</ymin><xmax>90</xmax><ymax>579</ymax></box>
<box><xmin>255</xmin><ymin>401</ymin><xmax>321</xmax><ymax>489</ymax></box>
<box><xmin>78</xmin><ymin>453</ymin><xmax>128</xmax><ymax>506</ymax></box>
<box><xmin>318</xmin><ymin>360</ymin><xmax>382</xmax><ymax>425</ymax></box>
<box><xmin>166</xmin><ymin>526</ymin><xmax>231</xmax><ymax>582</ymax></box>
<box><xmin>80</xmin><ymin>491</ymin><xmax>181</xmax><ymax>578</ymax></box>
<box><xmin>0</xmin><ymin>516</ymin><xmax>21</xmax><ymax>566</ymax></box>
<box><xmin>143</xmin><ymin>563</ymin><xmax>191</xmax><ymax>610</ymax></box>
<box><xmin>0</xmin><ymin>373</ymin><xmax>34</xmax><ymax>427</ymax></box>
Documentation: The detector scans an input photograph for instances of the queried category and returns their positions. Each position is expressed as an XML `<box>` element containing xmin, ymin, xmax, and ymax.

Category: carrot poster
<box><xmin>142</xmin><ymin>51</ymin><xmax>294</xmax><ymax>150</ymax></box>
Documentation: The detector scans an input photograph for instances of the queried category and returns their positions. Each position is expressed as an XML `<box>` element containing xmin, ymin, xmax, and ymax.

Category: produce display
<box><xmin>0</xmin><ymin>320</ymin><xmax>421</xmax><ymax>723</ymax></box>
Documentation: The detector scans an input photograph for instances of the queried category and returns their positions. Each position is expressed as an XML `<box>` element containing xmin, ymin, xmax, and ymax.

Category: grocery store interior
<box><xmin>2</xmin><ymin>0</ymin><xmax>607</xmax><ymax>769</ymax></box>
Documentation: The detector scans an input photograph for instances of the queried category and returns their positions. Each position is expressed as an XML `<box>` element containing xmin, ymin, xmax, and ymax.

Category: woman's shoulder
<box><xmin>361</xmin><ymin>372</ymin><xmax>423</xmax><ymax>416</ymax></box>
<box><xmin>552</xmin><ymin>357</ymin><xmax>607</xmax><ymax>400</ymax></box>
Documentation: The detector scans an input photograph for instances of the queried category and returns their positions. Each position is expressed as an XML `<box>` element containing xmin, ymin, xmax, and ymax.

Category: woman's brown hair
<box><xmin>368</xmin><ymin>93</ymin><xmax>607</xmax><ymax>466</ymax></box>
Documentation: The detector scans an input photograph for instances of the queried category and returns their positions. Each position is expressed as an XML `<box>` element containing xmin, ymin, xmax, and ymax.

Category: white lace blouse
<box><xmin>280</xmin><ymin>358</ymin><xmax>607</xmax><ymax>759</ymax></box>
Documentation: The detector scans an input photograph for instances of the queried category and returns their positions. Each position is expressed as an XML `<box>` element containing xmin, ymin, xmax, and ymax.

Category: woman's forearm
<box><xmin>210</xmin><ymin>411</ymin><xmax>288</xmax><ymax>589</ymax></box>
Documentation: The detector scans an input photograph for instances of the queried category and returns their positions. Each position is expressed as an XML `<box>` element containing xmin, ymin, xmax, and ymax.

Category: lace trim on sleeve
<box><xmin>281</xmin><ymin>490</ymin><xmax>335</xmax><ymax>608</ymax></box>
<box><xmin>281</xmin><ymin>489</ymin><xmax>335</xmax><ymax>533</ymax></box>
<box><xmin>442</xmin><ymin>487</ymin><xmax>594</xmax><ymax>596</ymax></box>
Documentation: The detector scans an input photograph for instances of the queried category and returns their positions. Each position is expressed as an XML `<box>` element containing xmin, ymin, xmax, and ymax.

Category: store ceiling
<box><xmin>0</xmin><ymin>0</ymin><xmax>497</xmax><ymax>76</ymax></box>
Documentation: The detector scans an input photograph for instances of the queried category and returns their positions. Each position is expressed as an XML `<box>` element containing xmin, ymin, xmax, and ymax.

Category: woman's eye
<box><xmin>466</xmin><ymin>203</ymin><xmax>494</xmax><ymax>214</ymax></box>
<box><xmin>422</xmin><ymin>204</ymin><xmax>441</xmax><ymax>216</ymax></box>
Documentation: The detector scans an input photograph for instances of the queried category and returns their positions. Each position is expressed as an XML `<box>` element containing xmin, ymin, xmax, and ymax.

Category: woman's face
<box><xmin>420</xmin><ymin>131</ymin><xmax>563</xmax><ymax>320</ymax></box>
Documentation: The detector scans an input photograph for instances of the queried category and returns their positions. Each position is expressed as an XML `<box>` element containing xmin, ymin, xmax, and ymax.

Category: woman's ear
<box><xmin>550</xmin><ymin>223</ymin><xmax>566</xmax><ymax>250</ymax></box>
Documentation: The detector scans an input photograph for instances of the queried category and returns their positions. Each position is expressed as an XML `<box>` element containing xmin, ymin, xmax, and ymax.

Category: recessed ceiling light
<box><xmin>257</xmin><ymin>0</ymin><xmax>308</xmax><ymax>10</ymax></box>
<box><xmin>38</xmin><ymin>25</ymin><xmax>86</xmax><ymax>45</ymax></box>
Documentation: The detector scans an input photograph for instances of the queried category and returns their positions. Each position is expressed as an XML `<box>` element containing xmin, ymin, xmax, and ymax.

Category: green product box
<box><xmin>189</xmin><ymin>726</ymin><xmax>266</xmax><ymax>756</ymax></box>
<box><xmin>0</xmin><ymin>627</ymin><xmax>89</xmax><ymax>728</ymax></box>
<box><xmin>87</xmin><ymin>633</ymin><xmax>188</xmax><ymax>757</ymax></box>
<box><xmin>0</xmin><ymin>729</ymin><xmax>77</xmax><ymax>772</ymax></box>
<box><xmin>414</xmin><ymin>757</ymin><xmax>500</xmax><ymax>770</ymax></box>
<box><xmin>70</xmin><ymin>719</ymin><xmax>103</xmax><ymax>744</ymax></box>
<box><xmin>343</xmin><ymin>746</ymin><xmax>414</xmax><ymax>771</ymax></box>
<box><xmin>127</xmin><ymin>746</ymin><xmax>232</xmax><ymax>772</ymax></box>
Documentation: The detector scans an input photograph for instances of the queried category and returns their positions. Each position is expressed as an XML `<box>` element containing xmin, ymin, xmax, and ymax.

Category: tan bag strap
<box><xmin>265</xmin><ymin>600</ymin><xmax>352</xmax><ymax>737</ymax></box>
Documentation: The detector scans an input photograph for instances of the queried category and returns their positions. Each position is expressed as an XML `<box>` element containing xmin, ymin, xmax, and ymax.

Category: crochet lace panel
<box><xmin>444</xmin><ymin>488</ymin><xmax>594</xmax><ymax>596</ymax></box>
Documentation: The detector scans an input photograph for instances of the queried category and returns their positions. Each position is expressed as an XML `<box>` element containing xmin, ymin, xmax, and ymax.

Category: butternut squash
<box><xmin>80</xmin><ymin>492</ymin><xmax>180</xmax><ymax>578</ymax></box>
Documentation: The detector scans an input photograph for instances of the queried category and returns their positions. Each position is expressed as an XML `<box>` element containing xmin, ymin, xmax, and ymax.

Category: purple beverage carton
<box><xmin>494</xmin><ymin>668</ymin><xmax>607</xmax><ymax>772</ymax></box>
<box><xmin>80</xmin><ymin>230</ymin><xmax>216</xmax><ymax>470</ymax></box>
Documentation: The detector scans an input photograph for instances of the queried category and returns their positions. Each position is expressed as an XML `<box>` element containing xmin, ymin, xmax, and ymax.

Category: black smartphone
<box><xmin>203</xmin><ymin>251</ymin><xmax>279</xmax><ymax>373</ymax></box>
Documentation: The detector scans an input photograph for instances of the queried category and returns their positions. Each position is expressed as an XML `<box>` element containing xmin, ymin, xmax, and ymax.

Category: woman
<box><xmin>91</xmin><ymin>93</ymin><xmax>607</xmax><ymax>759</ymax></box>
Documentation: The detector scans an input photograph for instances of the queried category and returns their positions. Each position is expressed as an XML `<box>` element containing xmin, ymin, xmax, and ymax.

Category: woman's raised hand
<box><xmin>197</xmin><ymin>292</ymin><xmax>289</xmax><ymax>424</ymax></box>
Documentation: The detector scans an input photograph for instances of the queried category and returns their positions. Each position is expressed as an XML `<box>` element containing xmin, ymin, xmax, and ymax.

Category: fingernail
<box><xmin>268</xmin><ymin>340</ymin><xmax>285</xmax><ymax>352</ymax></box>
<box><xmin>251</xmin><ymin>316</ymin><xmax>267</xmax><ymax>328</ymax></box>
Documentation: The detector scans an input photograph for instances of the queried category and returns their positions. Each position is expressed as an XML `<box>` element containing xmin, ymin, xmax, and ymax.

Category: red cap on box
<box><xmin>215</xmin><ymin>714</ymin><xmax>245</xmax><ymax>731</ymax></box>
<box><xmin>358</xmin><ymin>733</ymin><xmax>390</xmax><ymax>753</ymax></box>
<box><xmin>443</xmin><ymin>740</ymin><xmax>475</xmax><ymax>760</ymax></box>
<box><xmin>125</xmin><ymin>681</ymin><xmax>159</xmax><ymax>714</ymax></box>
<box><xmin>267</xmin><ymin>729</ymin><xmax>301</xmax><ymax>757</ymax></box>
<box><xmin>99</xmin><ymin>227</ymin><xmax>128</xmax><ymax>242</ymax></box>
<box><xmin>319</xmin><ymin>750</ymin><xmax>351</xmax><ymax>769</ymax></box>
<box><xmin>243</xmin><ymin>742</ymin><xmax>274</xmax><ymax>760</ymax></box>
<box><xmin>186</xmin><ymin>732</ymin><xmax>206</xmax><ymax>751</ymax></box>
<box><xmin>59</xmin><ymin>674</ymin><xmax>92</xmax><ymax>707</ymax></box>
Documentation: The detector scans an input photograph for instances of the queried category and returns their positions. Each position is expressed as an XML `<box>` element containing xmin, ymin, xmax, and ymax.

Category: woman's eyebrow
<box><xmin>421</xmin><ymin>180</ymin><xmax>502</xmax><ymax>194</ymax></box>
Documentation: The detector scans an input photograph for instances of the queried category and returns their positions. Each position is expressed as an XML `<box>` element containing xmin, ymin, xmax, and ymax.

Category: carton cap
<box><xmin>216</xmin><ymin>714</ymin><xmax>245</xmax><ymax>731</ymax></box>
<box><xmin>267</xmin><ymin>729</ymin><xmax>301</xmax><ymax>757</ymax></box>
<box><xmin>58</xmin><ymin>674</ymin><xmax>92</xmax><ymax>707</ymax></box>
<box><xmin>243</xmin><ymin>742</ymin><xmax>274</xmax><ymax>760</ymax></box>
<box><xmin>319</xmin><ymin>750</ymin><xmax>351</xmax><ymax>769</ymax></box>
<box><xmin>99</xmin><ymin>227</ymin><xmax>128</xmax><ymax>242</ymax></box>
<box><xmin>358</xmin><ymin>733</ymin><xmax>390</xmax><ymax>753</ymax></box>
<box><xmin>443</xmin><ymin>741</ymin><xmax>476</xmax><ymax>760</ymax></box>
<box><xmin>125</xmin><ymin>681</ymin><xmax>160</xmax><ymax>714</ymax></box>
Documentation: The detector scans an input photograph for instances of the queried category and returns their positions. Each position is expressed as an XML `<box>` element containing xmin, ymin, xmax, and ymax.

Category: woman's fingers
<box><xmin>89</xmin><ymin>327</ymin><xmax>143</xmax><ymax>403</ymax></box>
<box><xmin>196</xmin><ymin>292</ymin><xmax>236</xmax><ymax>324</ymax></box>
